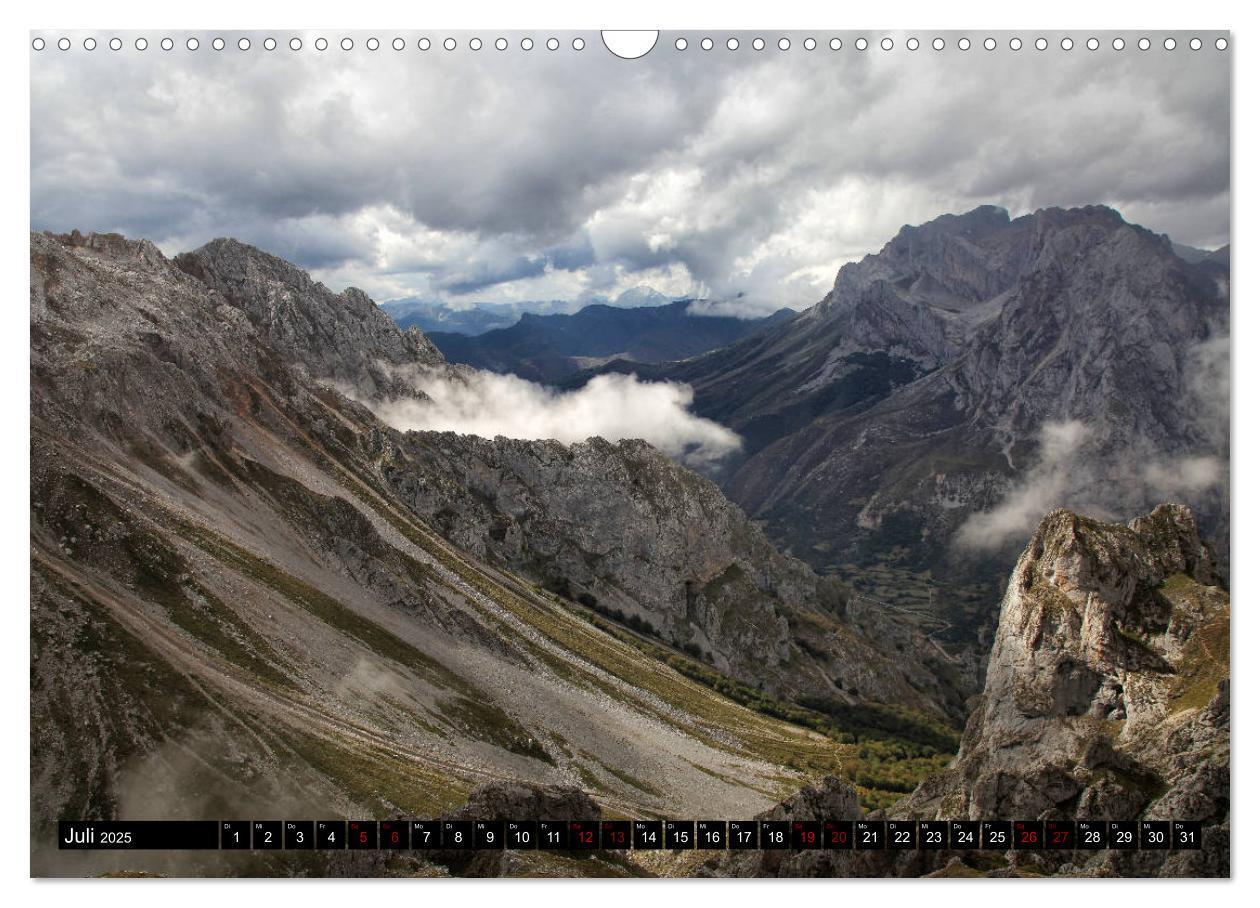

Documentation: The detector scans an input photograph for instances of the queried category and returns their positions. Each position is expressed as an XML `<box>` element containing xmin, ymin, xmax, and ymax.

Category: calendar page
<box><xmin>27</xmin><ymin>21</ymin><xmax>1231</xmax><ymax>883</ymax></box>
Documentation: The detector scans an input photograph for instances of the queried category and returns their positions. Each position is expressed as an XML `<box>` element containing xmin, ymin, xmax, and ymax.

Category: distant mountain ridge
<box><xmin>425</xmin><ymin>299</ymin><xmax>795</xmax><ymax>384</ymax></box>
<box><xmin>1172</xmin><ymin>241</ymin><xmax>1230</xmax><ymax>266</ymax></box>
<box><xmin>380</xmin><ymin>287</ymin><xmax>686</xmax><ymax>338</ymax></box>
<box><xmin>382</xmin><ymin>300</ymin><xmax>524</xmax><ymax>336</ymax></box>
<box><xmin>575</xmin><ymin>206</ymin><xmax>1229</xmax><ymax>658</ymax></box>
<box><xmin>381</xmin><ymin>298</ymin><xmax>592</xmax><ymax>336</ymax></box>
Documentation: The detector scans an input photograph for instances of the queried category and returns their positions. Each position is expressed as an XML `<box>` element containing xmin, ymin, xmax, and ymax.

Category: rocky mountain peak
<box><xmin>1024</xmin><ymin>504</ymin><xmax>1220</xmax><ymax>597</ymax></box>
<box><xmin>995</xmin><ymin>504</ymin><xmax>1221</xmax><ymax>724</ymax></box>
<box><xmin>53</xmin><ymin>229</ymin><xmax>169</xmax><ymax>267</ymax></box>
<box><xmin>896</xmin><ymin>503</ymin><xmax>1228</xmax><ymax>873</ymax></box>
<box><xmin>178</xmin><ymin>237</ymin><xmax>324</xmax><ymax>297</ymax></box>
<box><xmin>954</xmin><ymin>205</ymin><xmax>1226</xmax><ymax>445</ymax></box>
<box><xmin>889</xmin><ymin>204</ymin><xmax>1013</xmax><ymax>245</ymax></box>
<box><xmin>174</xmin><ymin>237</ymin><xmax>444</xmax><ymax>395</ymax></box>
<box><xmin>832</xmin><ymin>205</ymin><xmax>1141</xmax><ymax>298</ymax></box>
<box><xmin>810</xmin><ymin>205</ymin><xmax>1156</xmax><ymax>369</ymax></box>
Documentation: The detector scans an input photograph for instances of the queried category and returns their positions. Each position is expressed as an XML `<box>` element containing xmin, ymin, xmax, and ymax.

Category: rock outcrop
<box><xmin>897</xmin><ymin>503</ymin><xmax>1229</xmax><ymax>876</ymax></box>
<box><xmin>173</xmin><ymin>237</ymin><xmax>444</xmax><ymax>396</ymax></box>
<box><xmin>377</xmin><ymin>429</ymin><xmax>962</xmax><ymax>711</ymax></box>
<box><xmin>707</xmin><ymin>503</ymin><xmax>1229</xmax><ymax>879</ymax></box>
<box><xmin>431</xmin><ymin>781</ymin><xmax>603</xmax><ymax>877</ymax></box>
<box><xmin>704</xmin><ymin>776</ymin><xmax>867</xmax><ymax>878</ymax></box>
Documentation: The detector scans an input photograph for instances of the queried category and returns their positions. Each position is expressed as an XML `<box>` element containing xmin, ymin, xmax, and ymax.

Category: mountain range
<box><xmin>572</xmin><ymin>206</ymin><xmax>1230</xmax><ymax>657</ymax></box>
<box><xmin>418</xmin><ymin>300</ymin><xmax>794</xmax><ymax>385</ymax></box>
<box><xmin>31</xmin><ymin>229</ymin><xmax>961</xmax><ymax>876</ymax></box>
<box><xmin>28</xmin><ymin>206</ymin><xmax>1230</xmax><ymax>877</ymax></box>
<box><xmin>379</xmin><ymin>287</ymin><xmax>688</xmax><ymax>339</ymax></box>
<box><xmin>381</xmin><ymin>300</ymin><xmax>525</xmax><ymax>336</ymax></box>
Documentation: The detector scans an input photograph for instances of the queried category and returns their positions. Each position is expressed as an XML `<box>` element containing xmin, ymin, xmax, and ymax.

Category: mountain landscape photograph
<box><xmin>26</xmin><ymin>27</ymin><xmax>1230</xmax><ymax>884</ymax></box>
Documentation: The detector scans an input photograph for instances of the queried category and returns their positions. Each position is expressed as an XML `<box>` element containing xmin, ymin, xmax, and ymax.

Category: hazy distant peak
<box><xmin>613</xmin><ymin>285</ymin><xmax>673</xmax><ymax>308</ymax></box>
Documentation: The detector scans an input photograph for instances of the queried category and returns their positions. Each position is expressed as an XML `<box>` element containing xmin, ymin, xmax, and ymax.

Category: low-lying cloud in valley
<box><xmin>956</xmin><ymin>420</ymin><xmax>1091</xmax><ymax>551</ymax></box>
<box><xmin>958</xmin><ymin>434</ymin><xmax>1226</xmax><ymax>554</ymax></box>
<box><xmin>361</xmin><ymin>369</ymin><xmax>741</xmax><ymax>469</ymax></box>
<box><xmin>957</xmin><ymin>330</ymin><xmax>1229</xmax><ymax>553</ymax></box>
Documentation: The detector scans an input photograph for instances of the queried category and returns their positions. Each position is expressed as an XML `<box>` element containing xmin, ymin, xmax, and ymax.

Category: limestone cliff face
<box><xmin>707</xmin><ymin>503</ymin><xmax>1229</xmax><ymax>879</ymax></box>
<box><xmin>173</xmin><ymin>237</ymin><xmax>444</xmax><ymax>396</ymax></box>
<box><xmin>371</xmin><ymin>428</ymin><xmax>962</xmax><ymax>712</ymax></box>
<box><xmin>899</xmin><ymin>503</ymin><xmax>1229</xmax><ymax>876</ymax></box>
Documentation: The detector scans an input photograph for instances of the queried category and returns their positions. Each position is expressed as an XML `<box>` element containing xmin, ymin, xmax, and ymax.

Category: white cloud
<box><xmin>362</xmin><ymin>369</ymin><xmax>742</xmax><ymax>470</ymax></box>
<box><xmin>1142</xmin><ymin>455</ymin><xmax>1223</xmax><ymax>495</ymax></box>
<box><xmin>956</xmin><ymin>420</ymin><xmax>1090</xmax><ymax>551</ymax></box>
<box><xmin>957</xmin><ymin>402</ymin><xmax>1228</xmax><ymax>554</ymax></box>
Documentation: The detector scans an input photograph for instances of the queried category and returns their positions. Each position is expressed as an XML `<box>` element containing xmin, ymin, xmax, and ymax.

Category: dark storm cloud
<box><xmin>30</xmin><ymin>30</ymin><xmax>1230</xmax><ymax>311</ymax></box>
<box><xmin>439</xmin><ymin>254</ymin><xmax>551</xmax><ymax>294</ymax></box>
<box><xmin>438</xmin><ymin>238</ymin><xmax>600</xmax><ymax>294</ymax></box>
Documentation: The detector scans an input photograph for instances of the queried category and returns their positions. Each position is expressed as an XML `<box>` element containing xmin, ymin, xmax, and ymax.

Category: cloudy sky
<box><xmin>30</xmin><ymin>30</ymin><xmax>1230</xmax><ymax>316</ymax></box>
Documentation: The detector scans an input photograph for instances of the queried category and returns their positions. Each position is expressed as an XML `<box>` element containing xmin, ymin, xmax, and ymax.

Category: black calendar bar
<box><xmin>58</xmin><ymin>821</ymin><xmax>220</xmax><ymax>849</ymax></box>
<box><xmin>56</xmin><ymin>818</ymin><xmax>1207</xmax><ymax>850</ymax></box>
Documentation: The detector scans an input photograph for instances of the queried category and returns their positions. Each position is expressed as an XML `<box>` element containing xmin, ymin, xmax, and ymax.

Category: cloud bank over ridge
<box><xmin>357</xmin><ymin>368</ymin><xmax>742</xmax><ymax>469</ymax></box>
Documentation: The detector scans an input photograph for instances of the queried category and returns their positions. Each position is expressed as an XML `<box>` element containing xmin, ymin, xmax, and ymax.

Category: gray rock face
<box><xmin>629</xmin><ymin>205</ymin><xmax>1228</xmax><ymax>671</ymax></box>
<box><xmin>446</xmin><ymin>780</ymin><xmax>601</xmax><ymax>821</ymax></box>
<box><xmin>711</xmin><ymin>503</ymin><xmax>1229</xmax><ymax>879</ymax></box>
<box><xmin>896</xmin><ymin>503</ymin><xmax>1229</xmax><ymax>876</ymax></box>
<box><xmin>808</xmin><ymin>205</ymin><xmax>1026</xmax><ymax>366</ymax></box>
<box><xmin>174</xmin><ymin>237</ymin><xmax>443</xmax><ymax>396</ymax></box>
<box><xmin>374</xmin><ymin>428</ymin><xmax>962</xmax><ymax>712</ymax></box>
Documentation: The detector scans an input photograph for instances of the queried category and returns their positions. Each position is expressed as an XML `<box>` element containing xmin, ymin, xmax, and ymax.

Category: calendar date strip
<box><xmin>59</xmin><ymin>819</ymin><xmax>1203</xmax><ymax>851</ymax></box>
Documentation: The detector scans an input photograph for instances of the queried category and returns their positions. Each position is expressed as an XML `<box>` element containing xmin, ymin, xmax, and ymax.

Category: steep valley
<box><xmin>30</xmin><ymin>230</ymin><xmax>961</xmax><ymax>876</ymax></box>
<box><xmin>28</xmin><ymin>219</ymin><xmax>1229</xmax><ymax>877</ymax></box>
<box><xmin>579</xmin><ymin>207</ymin><xmax>1230</xmax><ymax>666</ymax></box>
